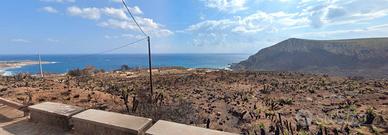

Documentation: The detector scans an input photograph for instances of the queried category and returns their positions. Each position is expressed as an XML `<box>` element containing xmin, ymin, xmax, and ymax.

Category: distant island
<box><xmin>232</xmin><ymin>37</ymin><xmax>388</xmax><ymax>78</ymax></box>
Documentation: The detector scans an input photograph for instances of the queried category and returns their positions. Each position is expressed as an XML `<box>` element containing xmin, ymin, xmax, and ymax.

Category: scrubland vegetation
<box><xmin>0</xmin><ymin>66</ymin><xmax>387</xmax><ymax>134</ymax></box>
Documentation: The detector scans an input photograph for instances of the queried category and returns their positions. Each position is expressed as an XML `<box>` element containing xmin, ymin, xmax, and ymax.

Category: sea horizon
<box><xmin>0</xmin><ymin>52</ymin><xmax>250</xmax><ymax>56</ymax></box>
<box><xmin>0</xmin><ymin>53</ymin><xmax>250</xmax><ymax>75</ymax></box>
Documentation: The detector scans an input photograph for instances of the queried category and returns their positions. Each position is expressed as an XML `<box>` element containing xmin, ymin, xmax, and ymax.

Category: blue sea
<box><xmin>0</xmin><ymin>54</ymin><xmax>249</xmax><ymax>75</ymax></box>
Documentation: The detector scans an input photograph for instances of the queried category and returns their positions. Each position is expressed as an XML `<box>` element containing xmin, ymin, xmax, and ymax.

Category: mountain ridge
<box><xmin>231</xmin><ymin>37</ymin><xmax>388</xmax><ymax>78</ymax></box>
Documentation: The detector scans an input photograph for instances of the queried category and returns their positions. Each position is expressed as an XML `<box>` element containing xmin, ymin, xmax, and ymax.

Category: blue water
<box><xmin>0</xmin><ymin>54</ymin><xmax>249</xmax><ymax>75</ymax></box>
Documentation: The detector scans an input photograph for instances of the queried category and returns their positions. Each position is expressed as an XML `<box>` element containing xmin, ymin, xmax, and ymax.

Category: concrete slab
<box><xmin>28</xmin><ymin>102</ymin><xmax>84</xmax><ymax>130</ymax></box>
<box><xmin>28</xmin><ymin>102</ymin><xmax>84</xmax><ymax>117</ymax></box>
<box><xmin>146</xmin><ymin>120</ymin><xmax>238</xmax><ymax>135</ymax></box>
<box><xmin>0</xmin><ymin>104</ymin><xmax>72</xmax><ymax>135</ymax></box>
<box><xmin>71</xmin><ymin>109</ymin><xmax>152</xmax><ymax>135</ymax></box>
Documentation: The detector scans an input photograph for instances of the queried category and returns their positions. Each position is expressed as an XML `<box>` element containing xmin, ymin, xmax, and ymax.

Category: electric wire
<box><xmin>93</xmin><ymin>37</ymin><xmax>147</xmax><ymax>55</ymax></box>
<box><xmin>35</xmin><ymin>0</ymin><xmax>151</xmax><ymax>78</ymax></box>
<box><xmin>54</xmin><ymin>37</ymin><xmax>147</xmax><ymax>66</ymax></box>
<box><xmin>121</xmin><ymin>0</ymin><xmax>148</xmax><ymax>37</ymax></box>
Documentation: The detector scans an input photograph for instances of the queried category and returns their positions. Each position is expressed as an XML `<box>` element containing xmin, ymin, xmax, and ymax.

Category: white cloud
<box><xmin>183</xmin><ymin>8</ymin><xmax>315</xmax><ymax>48</ymax></box>
<box><xmin>40</xmin><ymin>6</ymin><xmax>58</xmax><ymax>13</ymax></box>
<box><xmin>110</xmin><ymin>0</ymin><xmax>122</xmax><ymax>3</ymax></box>
<box><xmin>129</xmin><ymin>6</ymin><xmax>143</xmax><ymax>15</ymax></box>
<box><xmin>99</xmin><ymin>19</ymin><xmax>137</xmax><ymax>30</ymax></box>
<box><xmin>67</xmin><ymin>6</ymin><xmax>143</xmax><ymax>20</ymax></box>
<box><xmin>105</xmin><ymin>34</ymin><xmax>145</xmax><ymax>39</ymax></box>
<box><xmin>186</xmin><ymin>10</ymin><xmax>308</xmax><ymax>33</ymax></box>
<box><xmin>11</xmin><ymin>38</ymin><xmax>31</xmax><ymax>43</ymax></box>
<box><xmin>201</xmin><ymin>0</ymin><xmax>247</xmax><ymax>13</ymax></box>
<box><xmin>67</xmin><ymin>6</ymin><xmax>101</xmax><ymax>20</ymax></box>
<box><xmin>182</xmin><ymin>0</ymin><xmax>388</xmax><ymax>50</ymax></box>
<box><xmin>102</xmin><ymin>6</ymin><xmax>142</xmax><ymax>20</ymax></box>
<box><xmin>108</xmin><ymin>0</ymin><xmax>144</xmax><ymax>14</ymax></box>
<box><xmin>186</xmin><ymin>19</ymin><xmax>234</xmax><ymax>32</ymax></box>
<box><xmin>120</xmin><ymin>34</ymin><xmax>145</xmax><ymax>39</ymax></box>
<box><xmin>300</xmin><ymin>0</ymin><xmax>388</xmax><ymax>28</ymax></box>
<box><xmin>102</xmin><ymin>7</ymin><xmax>129</xmax><ymax>20</ymax></box>
<box><xmin>368</xmin><ymin>23</ymin><xmax>388</xmax><ymax>30</ymax></box>
<box><xmin>295</xmin><ymin>23</ymin><xmax>388</xmax><ymax>38</ymax></box>
<box><xmin>183</xmin><ymin>10</ymin><xmax>310</xmax><ymax>48</ymax></box>
<box><xmin>40</xmin><ymin>0</ymin><xmax>75</xmax><ymax>3</ymax></box>
<box><xmin>67</xmin><ymin>6</ymin><xmax>172</xmax><ymax>37</ymax></box>
<box><xmin>151</xmin><ymin>29</ymin><xmax>174</xmax><ymax>37</ymax></box>
<box><xmin>98</xmin><ymin>18</ymin><xmax>173</xmax><ymax>37</ymax></box>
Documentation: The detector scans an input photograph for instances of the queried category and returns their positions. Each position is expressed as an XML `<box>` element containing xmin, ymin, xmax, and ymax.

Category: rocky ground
<box><xmin>0</xmin><ymin>67</ymin><xmax>387</xmax><ymax>134</ymax></box>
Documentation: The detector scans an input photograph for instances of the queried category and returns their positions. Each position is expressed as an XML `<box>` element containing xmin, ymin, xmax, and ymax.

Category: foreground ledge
<box><xmin>4</xmin><ymin>101</ymin><xmax>237</xmax><ymax>135</ymax></box>
<box><xmin>71</xmin><ymin>109</ymin><xmax>153</xmax><ymax>135</ymax></box>
<box><xmin>0</xmin><ymin>97</ymin><xmax>29</xmax><ymax>116</ymax></box>
<box><xmin>0</xmin><ymin>97</ymin><xmax>26</xmax><ymax>110</ymax></box>
<box><xmin>28</xmin><ymin>102</ymin><xmax>84</xmax><ymax>130</ymax></box>
<box><xmin>146</xmin><ymin>120</ymin><xmax>238</xmax><ymax>135</ymax></box>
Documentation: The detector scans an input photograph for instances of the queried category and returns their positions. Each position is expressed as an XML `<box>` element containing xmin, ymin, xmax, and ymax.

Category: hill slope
<box><xmin>231</xmin><ymin>38</ymin><xmax>388</xmax><ymax>78</ymax></box>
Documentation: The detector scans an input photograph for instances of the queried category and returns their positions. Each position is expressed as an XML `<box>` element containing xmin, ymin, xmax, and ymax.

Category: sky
<box><xmin>1</xmin><ymin>0</ymin><xmax>388</xmax><ymax>54</ymax></box>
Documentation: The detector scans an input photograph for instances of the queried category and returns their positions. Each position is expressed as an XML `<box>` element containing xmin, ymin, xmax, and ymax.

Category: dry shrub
<box><xmin>133</xmin><ymin>87</ymin><xmax>200</xmax><ymax>124</ymax></box>
<box><xmin>67</xmin><ymin>66</ymin><xmax>97</xmax><ymax>77</ymax></box>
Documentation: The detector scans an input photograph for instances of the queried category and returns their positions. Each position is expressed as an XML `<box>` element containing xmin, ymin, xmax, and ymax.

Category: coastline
<box><xmin>0</xmin><ymin>54</ymin><xmax>249</xmax><ymax>75</ymax></box>
<box><xmin>0</xmin><ymin>60</ymin><xmax>53</xmax><ymax>76</ymax></box>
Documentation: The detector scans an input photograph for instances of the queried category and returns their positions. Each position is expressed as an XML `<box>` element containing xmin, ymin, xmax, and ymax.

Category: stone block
<box><xmin>71</xmin><ymin>109</ymin><xmax>152</xmax><ymax>135</ymax></box>
<box><xmin>28</xmin><ymin>102</ymin><xmax>84</xmax><ymax>130</ymax></box>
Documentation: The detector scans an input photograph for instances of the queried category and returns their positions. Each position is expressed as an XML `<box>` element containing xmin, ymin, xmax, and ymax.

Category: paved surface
<box><xmin>146</xmin><ymin>120</ymin><xmax>238</xmax><ymax>135</ymax></box>
<box><xmin>0</xmin><ymin>104</ymin><xmax>72</xmax><ymax>135</ymax></box>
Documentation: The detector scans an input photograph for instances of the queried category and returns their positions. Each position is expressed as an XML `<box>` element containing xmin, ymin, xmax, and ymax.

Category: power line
<box><xmin>95</xmin><ymin>37</ymin><xmax>147</xmax><ymax>54</ymax></box>
<box><xmin>57</xmin><ymin>37</ymin><xmax>147</xmax><ymax>64</ymax></box>
<box><xmin>36</xmin><ymin>37</ymin><xmax>146</xmax><ymax>79</ymax></box>
<box><xmin>121</xmin><ymin>0</ymin><xmax>148</xmax><ymax>37</ymax></box>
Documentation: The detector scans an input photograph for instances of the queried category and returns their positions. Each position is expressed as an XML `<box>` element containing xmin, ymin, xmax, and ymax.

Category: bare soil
<box><xmin>0</xmin><ymin>68</ymin><xmax>387</xmax><ymax>134</ymax></box>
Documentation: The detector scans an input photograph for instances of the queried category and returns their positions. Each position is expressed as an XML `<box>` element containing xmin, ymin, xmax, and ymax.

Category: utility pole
<box><xmin>121</xmin><ymin>0</ymin><xmax>153</xmax><ymax>99</ymax></box>
<box><xmin>147</xmin><ymin>36</ymin><xmax>153</xmax><ymax>98</ymax></box>
<box><xmin>38</xmin><ymin>53</ymin><xmax>44</xmax><ymax>78</ymax></box>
